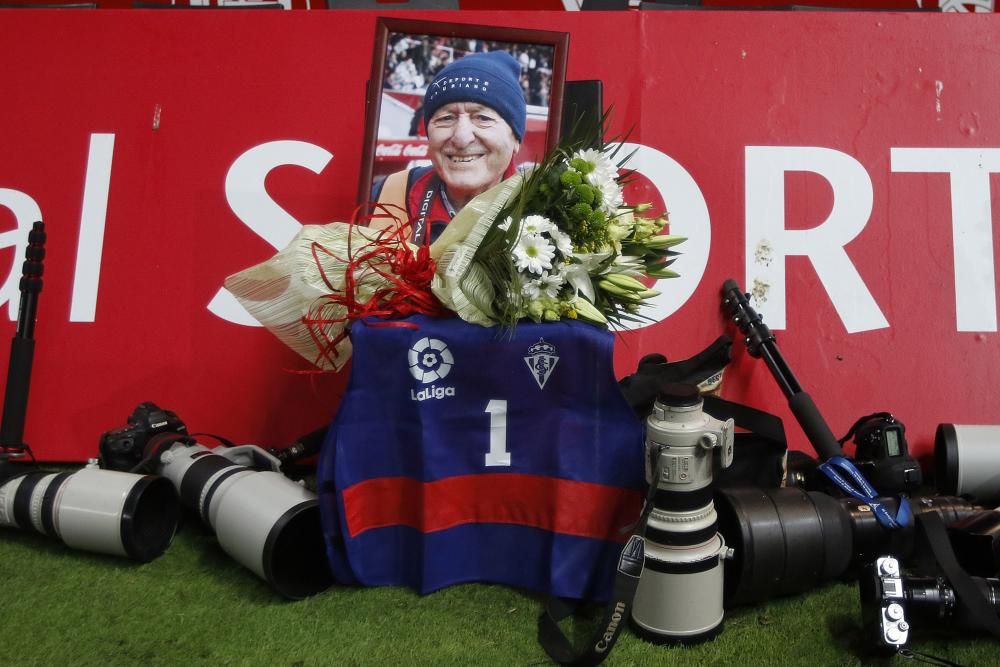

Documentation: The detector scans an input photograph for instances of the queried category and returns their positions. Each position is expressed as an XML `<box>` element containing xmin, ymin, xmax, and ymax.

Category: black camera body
<box><xmin>851</xmin><ymin>413</ymin><xmax>922</xmax><ymax>495</ymax></box>
<box><xmin>99</xmin><ymin>402</ymin><xmax>188</xmax><ymax>472</ymax></box>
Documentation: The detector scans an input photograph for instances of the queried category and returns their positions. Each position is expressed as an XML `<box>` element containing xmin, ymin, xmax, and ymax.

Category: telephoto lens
<box><xmin>716</xmin><ymin>488</ymin><xmax>979</xmax><ymax>606</ymax></box>
<box><xmin>631</xmin><ymin>383</ymin><xmax>735</xmax><ymax>644</ymax></box>
<box><xmin>716</xmin><ymin>486</ymin><xmax>852</xmax><ymax>606</ymax></box>
<box><xmin>0</xmin><ymin>463</ymin><xmax>179</xmax><ymax>562</ymax></box>
<box><xmin>935</xmin><ymin>424</ymin><xmax>1000</xmax><ymax>504</ymax></box>
<box><xmin>154</xmin><ymin>437</ymin><xmax>333</xmax><ymax>599</ymax></box>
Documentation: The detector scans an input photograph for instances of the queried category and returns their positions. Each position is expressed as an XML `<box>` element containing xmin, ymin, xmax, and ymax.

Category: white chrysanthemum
<box><xmin>549</xmin><ymin>228</ymin><xmax>574</xmax><ymax>255</ymax></box>
<box><xmin>576</xmin><ymin>148</ymin><xmax>618</xmax><ymax>184</ymax></box>
<box><xmin>597</xmin><ymin>179</ymin><xmax>624</xmax><ymax>215</ymax></box>
<box><xmin>514</xmin><ymin>234</ymin><xmax>555</xmax><ymax>275</ymax></box>
<box><xmin>522</xmin><ymin>278</ymin><xmax>543</xmax><ymax>300</ymax></box>
<box><xmin>573</xmin><ymin>148</ymin><xmax>622</xmax><ymax>215</ymax></box>
<box><xmin>521</xmin><ymin>214</ymin><xmax>556</xmax><ymax>236</ymax></box>
<box><xmin>574</xmin><ymin>148</ymin><xmax>604</xmax><ymax>170</ymax></box>
<box><xmin>537</xmin><ymin>271</ymin><xmax>565</xmax><ymax>299</ymax></box>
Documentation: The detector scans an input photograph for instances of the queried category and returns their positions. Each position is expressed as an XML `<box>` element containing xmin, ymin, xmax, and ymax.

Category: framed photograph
<box><xmin>358</xmin><ymin>17</ymin><xmax>569</xmax><ymax>236</ymax></box>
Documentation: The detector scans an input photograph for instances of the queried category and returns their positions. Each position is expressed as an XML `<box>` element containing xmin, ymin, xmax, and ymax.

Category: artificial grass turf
<box><xmin>1</xmin><ymin>516</ymin><xmax>998</xmax><ymax>667</ymax></box>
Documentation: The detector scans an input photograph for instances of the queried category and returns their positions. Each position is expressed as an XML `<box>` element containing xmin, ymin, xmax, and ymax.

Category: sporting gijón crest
<box><xmin>524</xmin><ymin>338</ymin><xmax>559</xmax><ymax>389</ymax></box>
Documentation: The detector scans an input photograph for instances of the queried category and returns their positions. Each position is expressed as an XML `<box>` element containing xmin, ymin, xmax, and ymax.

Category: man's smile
<box><xmin>447</xmin><ymin>154</ymin><xmax>485</xmax><ymax>164</ymax></box>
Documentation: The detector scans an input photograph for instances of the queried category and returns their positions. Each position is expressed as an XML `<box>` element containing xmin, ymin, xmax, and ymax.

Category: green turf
<box><xmin>1</xmin><ymin>517</ymin><xmax>997</xmax><ymax>666</ymax></box>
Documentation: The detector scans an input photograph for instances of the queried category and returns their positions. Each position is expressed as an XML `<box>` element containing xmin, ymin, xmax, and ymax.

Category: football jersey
<box><xmin>317</xmin><ymin>314</ymin><xmax>645</xmax><ymax>601</ymax></box>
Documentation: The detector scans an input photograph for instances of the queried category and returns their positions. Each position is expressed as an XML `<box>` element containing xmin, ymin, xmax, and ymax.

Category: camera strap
<box><xmin>0</xmin><ymin>461</ymin><xmax>31</xmax><ymax>485</ymax></box>
<box><xmin>617</xmin><ymin>335</ymin><xmax>733</xmax><ymax>417</ymax></box>
<box><xmin>536</xmin><ymin>451</ymin><xmax>664</xmax><ymax>665</ymax></box>
<box><xmin>817</xmin><ymin>455</ymin><xmax>911</xmax><ymax>530</ymax></box>
<box><xmin>898</xmin><ymin>648</ymin><xmax>963</xmax><ymax>667</ymax></box>
<box><xmin>836</xmin><ymin>412</ymin><xmax>895</xmax><ymax>445</ymax></box>
<box><xmin>701</xmin><ymin>395</ymin><xmax>787</xmax><ymax>489</ymax></box>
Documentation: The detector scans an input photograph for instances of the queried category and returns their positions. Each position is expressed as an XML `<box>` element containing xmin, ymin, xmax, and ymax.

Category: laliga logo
<box><xmin>408</xmin><ymin>337</ymin><xmax>456</xmax><ymax>402</ymax></box>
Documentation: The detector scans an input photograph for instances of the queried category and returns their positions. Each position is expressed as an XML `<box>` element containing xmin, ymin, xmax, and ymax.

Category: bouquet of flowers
<box><xmin>224</xmin><ymin>118</ymin><xmax>683</xmax><ymax>370</ymax></box>
<box><xmin>430</xmin><ymin>137</ymin><xmax>683</xmax><ymax>328</ymax></box>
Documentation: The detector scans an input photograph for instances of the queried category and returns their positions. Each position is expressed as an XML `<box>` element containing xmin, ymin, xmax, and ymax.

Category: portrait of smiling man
<box><xmin>371</xmin><ymin>50</ymin><xmax>527</xmax><ymax>245</ymax></box>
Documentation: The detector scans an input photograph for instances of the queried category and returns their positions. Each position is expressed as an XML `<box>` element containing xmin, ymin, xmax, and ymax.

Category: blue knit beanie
<box><xmin>423</xmin><ymin>51</ymin><xmax>527</xmax><ymax>141</ymax></box>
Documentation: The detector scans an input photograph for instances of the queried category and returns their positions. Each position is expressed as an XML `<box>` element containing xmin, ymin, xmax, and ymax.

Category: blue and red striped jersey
<box><xmin>317</xmin><ymin>314</ymin><xmax>645</xmax><ymax>601</ymax></box>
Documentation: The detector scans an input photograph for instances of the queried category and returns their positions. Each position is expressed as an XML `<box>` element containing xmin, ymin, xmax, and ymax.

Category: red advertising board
<box><xmin>1</xmin><ymin>10</ymin><xmax>999</xmax><ymax>464</ymax></box>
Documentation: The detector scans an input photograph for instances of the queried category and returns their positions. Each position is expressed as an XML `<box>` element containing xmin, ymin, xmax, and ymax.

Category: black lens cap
<box><xmin>656</xmin><ymin>382</ymin><xmax>701</xmax><ymax>407</ymax></box>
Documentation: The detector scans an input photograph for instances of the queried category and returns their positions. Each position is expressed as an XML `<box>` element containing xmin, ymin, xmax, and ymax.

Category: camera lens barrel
<box><xmin>716</xmin><ymin>486</ymin><xmax>852</xmax><ymax>606</ymax></box>
<box><xmin>631</xmin><ymin>385</ymin><xmax>734</xmax><ymax>643</ymax></box>
<box><xmin>158</xmin><ymin>444</ymin><xmax>333</xmax><ymax>599</ymax></box>
<box><xmin>846</xmin><ymin>494</ymin><xmax>977</xmax><ymax>568</ymax></box>
<box><xmin>632</xmin><ymin>517</ymin><xmax>729</xmax><ymax>643</ymax></box>
<box><xmin>935</xmin><ymin>424</ymin><xmax>1000</xmax><ymax>504</ymax></box>
<box><xmin>0</xmin><ymin>467</ymin><xmax>178</xmax><ymax>562</ymax></box>
<box><xmin>717</xmin><ymin>488</ymin><xmax>980</xmax><ymax>607</ymax></box>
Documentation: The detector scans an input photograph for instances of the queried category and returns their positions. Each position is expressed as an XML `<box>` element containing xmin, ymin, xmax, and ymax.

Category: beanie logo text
<box><xmin>427</xmin><ymin>77</ymin><xmax>491</xmax><ymax>104</ymax></box>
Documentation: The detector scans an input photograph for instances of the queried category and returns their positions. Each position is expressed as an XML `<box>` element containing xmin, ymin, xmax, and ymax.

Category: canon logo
<box><xmin>595</xmin><ymin>602</ymin><xmax>627</xmax><ymax>653</ymax></box>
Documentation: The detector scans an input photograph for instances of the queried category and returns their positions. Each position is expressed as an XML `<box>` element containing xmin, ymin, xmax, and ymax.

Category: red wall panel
<box><xmin>0</xmin><ymin>10</ymin><xmax>998</xmax><ymax>464</ymax></box>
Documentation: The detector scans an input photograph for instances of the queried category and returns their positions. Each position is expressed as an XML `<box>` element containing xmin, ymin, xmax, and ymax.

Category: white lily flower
<box><xmin>608</xmin><ymin>255</ymin><xmax>646</xmax><ymax>276</ymax></box>
<box><xmin>562</xmin><ymin>263</ymin><xmax>596</xmax><ymax>302</ymax></box>
<box><xmin>609</xmin><ymin>219</ymin><xmax>632</xmax><ymax>242</ymax></box>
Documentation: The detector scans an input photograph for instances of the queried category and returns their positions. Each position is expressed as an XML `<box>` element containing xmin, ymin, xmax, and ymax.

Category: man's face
<box><xmin>427</xmin><ymin>102</ymin><xmax>520</xmax><ymax>204</ymax></box>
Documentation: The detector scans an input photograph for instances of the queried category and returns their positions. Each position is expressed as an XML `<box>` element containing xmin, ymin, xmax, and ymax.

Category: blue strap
<box><xmin>818</xmin><ymin>456</ymin><xmax>912</xmax><ymax>529</ymax></box>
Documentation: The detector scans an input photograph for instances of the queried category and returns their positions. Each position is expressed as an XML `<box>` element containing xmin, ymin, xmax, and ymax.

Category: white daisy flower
<box><xmin>576</xmin><ymin>148</ymin><xmax>619</xmax><ymax>185</ymax></box>
<box><xmin>549</xmin><ymin>228</ymin><xmax>574</xmax><ymax>255</ymax></box>
<box><xmin>521</xmin><ymin>214</ymin><xmax>556</xmax><ymax>236</ymax></box>
<box><xmin>522</xmin><ymin>278</ymin><xmax>543</xmax><ymax>299</ymax></box>
<box><xmin>514</xmin><ymin>234</ymin><xmax>555</xmax><ymax>275</ymax></box>
<box><xmin>575</xmin><ymin>148</ymin><xmax>603</xmax><ymax>168</ymax></box>
<box><xmin>597</xmin><ymin>179</ymin><xmax>624</xmax><ymax>215</ymax></box>
<box><xmin>537</xmin><ymin>271</ymin><xmax>565</xmax><ymax>299</ymax></box>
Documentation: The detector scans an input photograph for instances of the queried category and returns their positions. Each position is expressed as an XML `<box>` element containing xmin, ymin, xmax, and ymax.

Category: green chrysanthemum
<box><xmin>570</xmin><ymin>157</ymin><xmax>594</xmax><ymax>174</ymax></box>
<box><xmin>570</xmin><ymin>202</ymin><xmax>593</xmax><ymax>221</ymax></box>
<box><xmin>574</xmin><ymin>184</ymin><xmax>596</xmax><ymax>205</ymax></box>
<box><xmin>559</xmin><ymin>170</ymin><xmax>583</xmax><ymax>187</ymax></box>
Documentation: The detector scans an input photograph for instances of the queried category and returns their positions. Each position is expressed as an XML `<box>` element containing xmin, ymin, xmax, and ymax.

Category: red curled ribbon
<box><xmin>301</xmin><ymin>203</ymin><xmax>451</xmax><ymax>370</ymax></box>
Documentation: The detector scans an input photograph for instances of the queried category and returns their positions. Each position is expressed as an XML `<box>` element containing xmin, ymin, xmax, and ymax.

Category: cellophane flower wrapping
<box><xmin>224</xmin><ymin>223</ymin><xmax>414</xmax><ymax>371</ymax></box>
<box><xmin>427</xmin><ymin>174</ymin><xmax>524</xmax><ymax>327</ymax></box>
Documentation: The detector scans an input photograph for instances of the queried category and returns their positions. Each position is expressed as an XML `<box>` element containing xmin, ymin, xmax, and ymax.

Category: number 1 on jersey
<box><xmin>484</xmin><ymin>399</ymin><xmax>511</xmax><ymax>467</ymax></box>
